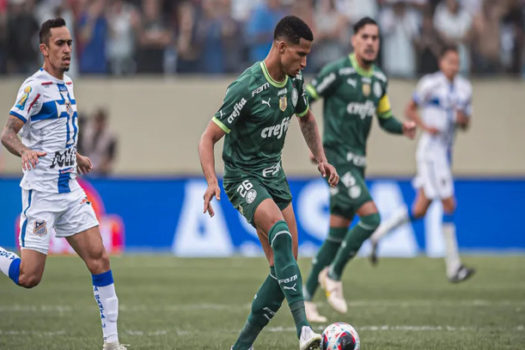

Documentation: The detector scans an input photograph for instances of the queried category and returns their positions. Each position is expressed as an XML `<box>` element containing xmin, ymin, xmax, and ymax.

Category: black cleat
<box><xmin>449</xmin><ymin>265</ymin><xmax>476</xmax><ymax>283</ymax></box>
<box><xmin>369</xmin><ymin>241</ymin><xmax>379</xmax><ymax>266</ymax></box>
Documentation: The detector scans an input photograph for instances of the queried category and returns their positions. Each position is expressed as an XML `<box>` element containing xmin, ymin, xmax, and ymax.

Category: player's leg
<box><xmin>58</xmin><ymin>189</ymin><xmax>124</xmax><ymax>350</ymax></box>
<box><xmin>0</xmin><ymin>247</ymin><xmax>46</xmax><ymax>287</ymax></box>
<box><xmin>441</xmin><ymin>196</ymin><xmax>475</xmax><ymax>282</ymax></box>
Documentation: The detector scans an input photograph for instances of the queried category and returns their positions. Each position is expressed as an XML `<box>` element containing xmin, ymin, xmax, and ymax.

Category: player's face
<box><xmin>440</xmin><ymin>50</ymin><xmax>460</xmax><ymax>80</ymax></box>
<box><xmin>352</xmin><ymin>24</ymin><xmax>379</xmax><ymax>65</ymax></box>
<box><xmin>40</xmin><ymin>26</ymin><xmax>73</xmax><ymax>73</ymax></box>
<box><xmin>280</xmin><ymin>38</ymin><xmax>312</xmax><ymax>76</ymax></box>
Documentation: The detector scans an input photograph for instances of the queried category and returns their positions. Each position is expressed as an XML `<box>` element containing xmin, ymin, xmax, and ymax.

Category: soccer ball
<box><xmin>321</xmin><ymin>322</ymin><xmax>360</xmax><ymax>350</ymax></box>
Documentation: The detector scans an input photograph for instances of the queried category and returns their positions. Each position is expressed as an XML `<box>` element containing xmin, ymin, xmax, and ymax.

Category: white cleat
<box><xmin>318</xmin><ymin>268</ymin><xmax>348</xmax><ymax>314</ymax></box>
<box><xmin>305</xmin><ymin>301</ymin><xmax>327</xmax><ymax>323</ymax></box>
<box><xmin>299</xmin><ymin>326</ymin><xmax>322</xmax><ymax>350</ymax></box>
<box><xmin>102</xmin><ymin>342</ymin><xmax>128</xmax><ymax>350</ymax></box>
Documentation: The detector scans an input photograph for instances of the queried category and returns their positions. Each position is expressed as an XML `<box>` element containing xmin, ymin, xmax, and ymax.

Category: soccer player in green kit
<box><xmin>302</xmin><ymin>17</ymin><xmax>417</xmax><ymax>322</ymax></box>
<box><xmin>198</xmin><ymin>16</ymin><xmax>339</xmax><ymax>350</ymax></box>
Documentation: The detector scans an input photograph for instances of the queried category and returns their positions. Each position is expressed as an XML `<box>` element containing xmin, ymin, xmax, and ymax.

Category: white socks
<box><xmin>371</xmin><ymin>207</ymin><xmax>410</xmax><ymax>243</ymax></box>
<box><xmin>443</xmin><ymin>223</ymin><xmax>461</xmax><ymax>278</ymax></box>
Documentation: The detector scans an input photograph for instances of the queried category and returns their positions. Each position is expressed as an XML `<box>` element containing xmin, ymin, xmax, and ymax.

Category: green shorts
<box><xmin>223</xmin><ymin>173</ymin><xmax>292</xmax><ymax>226</ymax></box>
<box><xmin>329</xmin><ymin>164</ymin><xmax>372</xmax><ymax>220</ymax></box>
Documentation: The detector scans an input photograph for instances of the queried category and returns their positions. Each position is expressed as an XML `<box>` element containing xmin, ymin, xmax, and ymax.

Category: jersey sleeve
<box><xmin>212</xmin><ymin>79</ymin><xmax>250</xmax><ymax>134</ymax></box>
<box><xmin>305</xmin><ymin>63</ymin><xmax>341</xmax><ymax>101</ymax></box>
<box><xmin>294</xmin><ymin>73</ymin><xmax>309</xmax><ymax>117</ymax></box>
<box><xmin>412</xmin><ymin>75</ymin><xmax>434</xmax><ymax>106</ymax></box>
<box><xmin>9</xmin><ymin>79</ymin><xmax>42</xmax><ymax>123</ymax></box>
<box><xmin>377</xmin><ymin>79</ymin><xmax>393</xmax><ymax>119</ymax></box>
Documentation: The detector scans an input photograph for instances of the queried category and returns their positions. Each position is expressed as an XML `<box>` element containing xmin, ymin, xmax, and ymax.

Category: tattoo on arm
<box><xmin>1</xmin><ymin>117</ymin><xmax>27</xmax><ymax>157</ymax></box>
<box><xmin>299</xmin><ymin>113</ymin><xmax>325</xmax><ymax>162</ymax></box>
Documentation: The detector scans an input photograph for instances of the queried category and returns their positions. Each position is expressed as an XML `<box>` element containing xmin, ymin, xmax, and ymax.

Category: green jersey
<box><xmin>213</xmin><ymin>61</ymin><xmax>309</xmax><ymax>179</ymax></box>
<box><xmin>306</xmin><ymin>53</ymin><xmax>396</xmax><ymax>167</ymax></box>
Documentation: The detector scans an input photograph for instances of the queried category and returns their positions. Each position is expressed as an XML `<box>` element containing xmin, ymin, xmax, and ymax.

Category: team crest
<box><xmin>16</xmin><ymin>86</ymin><xmax>32</xmax><ymax>110</ymax></box>
<box><xmin>362</xmin><ymin>83</ymin><xmax>370</xmax><ymax>97</ymax></box>
<box><xmin>246</xmin><ymin>189</ymin><xmax>257</xmax><ymax>204</ymax></box>
<box><xmin>279</xmin><ymin>96</ymin><xmax>287</xmax><ymax>111</ymax></box>
<box><xmin>33</xmin><ymin>220</ymin><xmax>47</xmax><ymax>237</ymax></box>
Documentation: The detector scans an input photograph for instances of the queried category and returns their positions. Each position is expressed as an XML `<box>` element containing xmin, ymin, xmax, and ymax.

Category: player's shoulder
<box><xmin>319</xmin><ymin>56</ymin><xmax>350</xmax><ymax>76</ymax></box>
<box><xmin>63</xmin><ymin>73</ymin><xmax>74</xmax><ymax>86</ymax></box>
<box><xmin>417</xmin><ymin>71</ymin><xmax>443</xmax><ymax>88</ymax></box>
<box><xmin>455</xmin><ymin>75</ymin><xmax>472</xmax><ymax>92</ymax></box>
<box><xmin>372</xmin><ymin>65</ymin><xmax>388</xmax><ymax>84</ymax></box>
<box><xmin>18</xmin><ymin>70</ymin><xmax>45</xmax><ymax>90</ymax></box>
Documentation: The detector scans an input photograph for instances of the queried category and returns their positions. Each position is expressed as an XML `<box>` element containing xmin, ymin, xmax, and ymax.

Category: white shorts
<box><xmin>413</xmin><ymin>156</ymin><xmax>454</xmax><ymax>200</ymax></box>
<box><xmin>19</xmin><ymin>188</ymin><xmax>99</xmax><ymax>255</ymax></box>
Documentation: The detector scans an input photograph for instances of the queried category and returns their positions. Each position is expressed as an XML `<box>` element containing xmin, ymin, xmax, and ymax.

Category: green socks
<box><xmin>269</xmin><ymin>220</ymin><xmax>310</xmax><ymax>337</ymax></box>
<box><xmin>329</xmin><ymin>213</ymin><xmax>380</xmax><ymax>280</ymax></box>
<box><xmin>232</xmin><ymin>267</ymin><xmax>284</xmax><ymax>350</ymax></box>
<box><xmin>304</xmin><ymin>227</ymin><xmax>347</xmax><ymax>300</ymax></box>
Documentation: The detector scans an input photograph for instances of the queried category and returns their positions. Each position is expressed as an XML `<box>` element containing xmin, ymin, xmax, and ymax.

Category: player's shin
<box><xmin>370</xmin><ymin>207</ymin><xmax>410</xmax><ymax>244</ymax></box>
<box><xmin>329</xmin><ymin>213</ymin><xmax>380</xmax><ymax>280</ymax></box>
<box><xmin>442</xmin><ymin>214</ymin><xmax>461</xmax><ymax>278</ymax></box>
<box><xmin>92</xmin><ymin>270</ymin><xmax>119</xmax><ymax>344</ymax></box>
<box><xmin>269</xmin><ymin>220</ymin><xmax>309</xmax><ymax>338</ymax></box>
<box><xmin>0</xmin><ymin>246</ymin><xmax>21</xmax><ymax>285</ymax></box>
<box><xmin>304</xmin><ymin>227</ymin><xmax>346</xmax><ymax>300</ymax></box>
<box><xmin>233</xmin><ymin>267</ymin><xmax>284</xmax><ymax>350</ymax></box>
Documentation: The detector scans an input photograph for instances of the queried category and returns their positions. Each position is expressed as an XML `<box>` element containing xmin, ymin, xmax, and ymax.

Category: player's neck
<box><xmin>42</xmin><ymin>63</ymin><xmax>64</xmax><ymax>81</ymax></box>
<box><xmin>263</xmin><ymin>56</ymin><xmax>286</xmax><ymax>83</ymax></box>
<box><xmin>354</xmin><ymin>54</ymin><xmax>373</xmax><ymax>71</ymax></box>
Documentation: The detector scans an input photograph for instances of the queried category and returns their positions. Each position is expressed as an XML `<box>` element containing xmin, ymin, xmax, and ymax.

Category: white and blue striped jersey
<box><xmin>412</xmin><ymin>71</ymin><xmax>472</xmax><ymax>162</ymax></box>
<box><xmin>9</xmin><ymin>68</ymin><xmax>80</xmax><ymax>194</ymax></box>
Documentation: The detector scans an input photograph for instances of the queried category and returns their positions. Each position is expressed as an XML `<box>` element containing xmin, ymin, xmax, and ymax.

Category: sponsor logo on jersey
<box><xmin>261</xmin><ymin>117</ymin><xmax>291</xmax><ymax>139</ymax></box>
<box><xmin>317</xmin><ymin>72</ymin><xmax>336</xmax><ymax>93</ymax></box>
<box><xmin>291</xmin><ymin>88</ymin><xmax>298</xmax><ymax>108</ymax></box>
<box><xmin>279</xmin><ymin>96</ymin><xmax>287</xmax><ymax>111</ymax></box>
<box><xmin>373</xmin><ymin>81</ymin><xmax>382</xmax><ymax>97</ymax></box>
<box><xmin>347</xmin><ymin>100</ymin><xmax>376</xmax><ymax>119</ymax></box>
<box><xmin>339</xmin><ymin>67</ymin><xmax>355</xmax><ymax>75</ymax></box>
<box><xmin>58</xmin><ymin>84</ymin><xmax>68</xmax><ymax>92</ymax></box>
<box><xmin>278</xmin><ymin>274</ymin><xmax>297</xmax><ymax>285</ymax></box>
<box><xmin>262</xmin><ymin>162</ymin><xmax>281</xmax><ymax>177</ymax></box>
<box><xmin>33</xmin><ymin>220</ymin><xmax>47</xmax><ymax>236</ymax></box>
<box><xmin>362</xmin><ymin>83</ymin><xmax>371</xmax><ymax>96</ymax></box>
<box><xmin>16</xmin><ymin>86</ymin><xmax>32</xmax><ymax>110</ymax></box>
<box><xmin>261</xmin><ymin>98</ymin><xmax>271</xmax><ymax>108</ymax></box>
<box><xmin>252</xmin><ymin>82</ymin><xmax>270</xmax><ymax>96</ymax></box>
<box><xmin>50</xmin><ymin>148</ymin><xmax>76</xmax><ymax>169</ymax></box>
<box><xmin>227</xmin><ymin>97</ymin><xmax>247</xmax><ymax>123</ymax></box>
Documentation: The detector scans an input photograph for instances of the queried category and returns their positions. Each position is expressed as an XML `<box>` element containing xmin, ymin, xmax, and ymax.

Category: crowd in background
<box><xmin>0</xmin><ymin>0</ymin><xmax>524</xmax><ymax>78</ymax></box>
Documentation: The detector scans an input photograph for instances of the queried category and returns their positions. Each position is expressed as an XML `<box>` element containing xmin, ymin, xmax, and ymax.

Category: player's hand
<box><xmin>77</xmin><ymin>154</ymin><xmax>93</xmax><ymax>174</ymax></box>
<box><xmin>422</xmin><ymin>124</ymin><xmax>439</xmax><ymax>135</ymax></box>
<box><xmin>402</xmin><ymin>120</ymin><xmax>417</xmax><ymax>139</ymax></box>
<box><xmin>317</xmin><ymin>161</ymin><xmax>339</xmax><ymax>187</ymax></box>
<box><xmin>203</xmin><ymin>182</ymin><xmax>221</xmax><ymax>217</ymax></box>
<box><xmin>21</xmin><ymin>149</ymin><xmax>47</xmax><ymax>171</ymax></box>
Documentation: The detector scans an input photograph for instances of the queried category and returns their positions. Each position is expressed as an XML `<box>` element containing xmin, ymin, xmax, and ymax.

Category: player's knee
<box><xmin>86</xmin><ymin>250</ymin><xmax>110</xmax><ymax>275</ymax></box>
<box><xmin>18</xmin><ymin>273</ymin><xmax>42</xmax><ymax>288</ymax></box>
<box><xmin>362</xmin><ymin>212</ymin><xmax>381</xmax><ymax>231</ymax></box>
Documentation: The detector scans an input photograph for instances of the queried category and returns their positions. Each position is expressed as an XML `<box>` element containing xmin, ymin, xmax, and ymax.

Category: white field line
<box><xmin>0</xmin><ymin>299</ymin><xmax>524</xmax><ymax>313</ymax></box>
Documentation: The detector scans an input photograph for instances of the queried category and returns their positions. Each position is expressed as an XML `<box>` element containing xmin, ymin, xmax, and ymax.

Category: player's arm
<box><xmin>405</xmin><ymin>99</ymin><xmax>438</xmax><ymax>135</ymax></box>
<box><xmin>1</xmin><ymin>116</ymin><xmax>46</xmax><ymax>170</ymax></box>
<box><xmin>377</xmin><ymin>94</ymin><xmax>416</xmax><ymax>139</ymax></box>
<box><xmin>297</xmin><ymin>110</ymin><xmax>339</xmax><ymax>187</ymax></box>
<box><xmin>198</xmin><ymin>121</ymin><xmax>226</xmax><ymax>217</ymax></box>
<box><xmin>76</xmin><ymin>152</ymin><xmax>93</xmax><ymax>175</ymax></box>
<box><xmin>455</xmin><ymin>110</ymin><xmax>470</xmax><ymax>130</ymax></box>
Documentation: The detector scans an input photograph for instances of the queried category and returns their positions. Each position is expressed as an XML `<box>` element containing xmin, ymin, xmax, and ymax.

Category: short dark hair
<box><xmin>39</xmin><ymin>17</ymin><xmax>66</xmax><ymax>45</ymax></box>
<box><xmin>274</xmin><ymin>16</ymin><xmax>313</xmax><ymax>44</ymax></box>
<box><xmin>353</xmin><ymin>17</ymin><xmax>378</xmax><ymax>34</ymax></box>
<box><xmin>440</xmin><ymin>43</ymin><xmax>459</xmax><ymax>58</ymax></box>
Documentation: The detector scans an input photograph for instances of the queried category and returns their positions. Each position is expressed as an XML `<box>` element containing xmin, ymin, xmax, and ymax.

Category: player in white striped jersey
<box><xmin>370</xmin><ymin>44</ymin><xmax>475</xmax><ymax>283</ymax></box>
<box><xmin>0</xmin><ymin>18</ymin><xmax>126</xmax><ymax>350</ymax></box>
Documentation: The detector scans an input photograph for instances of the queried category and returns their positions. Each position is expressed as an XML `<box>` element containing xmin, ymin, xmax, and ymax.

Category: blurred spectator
<box><xmin>175</xmin><ymin>1</ymin><xmax>200</xmax><ymax>73</ymax></box>
<box><xmin>107</xmin><ymin>0</ymin><xmax>140</xmax><ymax>75</ymax></box>
<box><xmin>433</xmin><ymin>0</ymin><xmax>472</xmax><ymax>74</ymax></box>
<box><xmin>77</xmin><ymin>0</ymin><xmax>108</xmax><ymax>74</ymax></box>
<box><xmin>336</xmin><ymin>0</ymin><xmax>378</xmax><ymax>26</ymax></box>
<box><xmin>501</xmin><ymin>0</ymin><xmax>524</xmax><ymax>75</ymax></box>
<box><xmin>471</xmin><ymin>0</ymin><xmax>505</xmax><ymax>75</ymax></box>
<box><xmin>246</xmin><ymin>0</ymin><xmax>286</xmax><ymax>62</ymax></box>
<box><xmin>379</xmin><ymin>0</ymin><xmax>420</xmax><ymax>78</ymax></box>
<box><xmin>136</xmin><ymin>0</ymin><xmax>173</xmax><ymax>73</ymax></box>
<box><xmin>81</xmin><ymin>108</ymin><xmax>118</xmax><ymax>176</ymax></box>
<box><xmin>414</xmin><ymin>9</ymin><xmax>444</xmax><ymax>75</ymax></box>
<box><xmin>216</xmin><ymin>0</ymin><xmax>243</xmax><ymax>73</ymax></box>
<box><xmin>0</xmin><ymin>0</ymin><xmax>7</xmax><ymax>74</ymax></box>
<box><xmin>194</xmin><ymin>0</ymin><xmax>226</xmax><ymax>73</ymax></box>
<box><xmin>6</xmin><ymin>0</ymin><xmax>39</xmax><ymax>74</ymax></box>
<box><xmin>310</xmin><ymin>0</ymin><xmax>347</xmax><ymax>72</ymax></box>
<box><xmin>231</xmin><ymin>0</ymin><xmax>262</xmax><ymax>23</ymax></box>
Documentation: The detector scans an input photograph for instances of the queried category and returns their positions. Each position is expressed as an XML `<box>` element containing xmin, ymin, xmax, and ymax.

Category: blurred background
<box><xmin>0</xmin><ymin>0</ymin><xmax>523</xmax><ymax>256</ymax></box>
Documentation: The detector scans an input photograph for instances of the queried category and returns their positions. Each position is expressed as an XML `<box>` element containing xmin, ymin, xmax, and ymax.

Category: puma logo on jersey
<box><xmin>261</xmin><ymin>98</ymin><xmax>271</xmax><ymax>108</ymax></box>
<box><xmin>347</xmin><ymin>78</ymin><xmax>357</xmax><ymax>87</ymax></box>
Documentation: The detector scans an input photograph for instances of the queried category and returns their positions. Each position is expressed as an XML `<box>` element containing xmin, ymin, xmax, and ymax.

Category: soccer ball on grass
<box><xmin>321</xmin><ymin>322</ymin><xmax>360</xmax><ymax>350</ymax></box>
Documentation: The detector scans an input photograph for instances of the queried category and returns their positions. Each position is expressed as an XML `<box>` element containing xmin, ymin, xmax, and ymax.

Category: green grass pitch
<box><xmin>1</xmin><ymin>255</ymin><xmax>524</xmax><ymax>349</ymax></box>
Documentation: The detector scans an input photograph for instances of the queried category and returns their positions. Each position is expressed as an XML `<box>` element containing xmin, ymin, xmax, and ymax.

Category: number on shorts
<box><xmin>237</xmin><ymin>180</ymin><xmax>253</xmax><ymax>198</ymax></box>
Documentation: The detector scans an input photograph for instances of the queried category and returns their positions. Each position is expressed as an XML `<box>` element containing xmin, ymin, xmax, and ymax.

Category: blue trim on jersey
<box><xmin>426</xmin><ymin>97</ymin><xmax>442</xmax><ymax>108</ymax></box>
<box><xmin>58</xmin><ymin>172</ymin><xmax>71</xmax><ymax>193</ymax></box>
<box><xmin>8</xmin><ymin>258</ymin><xmax>21</xmax><ymax>285</ymax></box>
<box><xmin>32</xmin><ymin>101</ymin><xmax>58</xmax><ymax>121</ymax></box>
<box><xmin>20</xmin><ymin>190</ymin><xmax>33</xmax><ymax>248</ymax></box>
<box><xmin>92</xmin><ymin>270</ymin><xmax>114</xmax><ymax>287</ymax></box>
<box><xmin>9</xmin><ymin>111</ymin><xmax>27</xmax><ymax>123</ymax></box>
